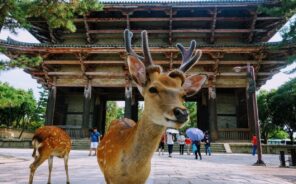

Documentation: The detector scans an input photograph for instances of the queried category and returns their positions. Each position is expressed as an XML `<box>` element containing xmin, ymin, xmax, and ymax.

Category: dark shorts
<box><xmin>159</xmin><ymin>142</ymin><xmax>165</xmax><ymax>149</ymax></box>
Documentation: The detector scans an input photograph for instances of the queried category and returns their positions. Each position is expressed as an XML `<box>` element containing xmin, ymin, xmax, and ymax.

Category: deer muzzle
<box><xmin>173</xmin><ymin>107</ymin><xmax>189</xmax><ymax>124</ymax></box>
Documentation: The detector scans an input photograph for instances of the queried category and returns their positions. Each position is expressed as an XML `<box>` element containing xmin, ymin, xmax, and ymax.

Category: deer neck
<box><xmin>131</xmin><ymin>111</ymin><xmax>165</xmax><ymax>159</ymax></box>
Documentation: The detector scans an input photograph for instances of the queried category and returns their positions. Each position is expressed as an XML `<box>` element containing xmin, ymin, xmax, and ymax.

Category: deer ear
<box><xmin>127</xmin><ymin>55</ymin><xmax>146</xmax><ymax>88</ymax></box>
<box><xmin>183</xmin><ymin>75</ymin><xmax>207</xmax><ymax>97</ymax></box>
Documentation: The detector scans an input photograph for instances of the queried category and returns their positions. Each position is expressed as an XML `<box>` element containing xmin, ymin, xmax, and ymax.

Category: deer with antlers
<box><xmin>97</xmin><ymin>29</ymin><xmax>207</xmax><ymax>184</ymax></box>
<box><xmin>29</xmin><ymin>126</ymin><xmax>71</xmax><ymax>184</ymax></box>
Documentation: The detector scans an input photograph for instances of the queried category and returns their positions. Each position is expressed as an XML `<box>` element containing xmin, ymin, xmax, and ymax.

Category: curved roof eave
<box><xmin>100</xmin><ymin>0</ymin><xmax>275</xmax><ymax>5</ymax></box>
<box><xmin>1</xmin><ymin>37</ymin><xmax>295</xmax><ymax>49</ymax></box>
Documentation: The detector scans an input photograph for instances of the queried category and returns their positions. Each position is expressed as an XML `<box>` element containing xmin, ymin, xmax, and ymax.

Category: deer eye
<box><xmin>149</xmin><ymin>87</ymin><xmax>158</xmax><ymax>94</ymax></box>
<box><xmin>182</xmin><ymin>95</ymin><xmax>186</xmax><ymax>100</ymax></box>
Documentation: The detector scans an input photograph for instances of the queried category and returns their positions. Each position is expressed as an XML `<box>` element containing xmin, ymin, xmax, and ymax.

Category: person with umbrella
<box><xmin>186</xmin><ymin>128</ymin><xmax>204</xmax><ymax>160</ymax></box>
<box><xmin>166</xmin><ymin>129</ymin><xmax>177</xmax><ymax>157</ymax></box>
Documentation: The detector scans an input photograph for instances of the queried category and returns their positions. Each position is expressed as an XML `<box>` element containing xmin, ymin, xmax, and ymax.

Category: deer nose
<box><xmin>173</xmin><ymin>107</ymin><xmax>189</xmax><ymax>123</ymax></box>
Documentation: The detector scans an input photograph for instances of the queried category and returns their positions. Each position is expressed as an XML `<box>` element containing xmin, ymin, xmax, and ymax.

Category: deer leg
<box><xmin>32</xmin><ymin>147</ymin><xmax>37</xmax><ymax>158</ymax></box>
<box><xmin>29</xmin><ymin>154</ymin><xmax>49</xmax><ymax>184</ymax></box>
<box><xmin>64</xmin><ymin>154</ymin><xmax>70</xmax><ymax>184</ymax></box>
<box><xmin>47</xmin><ymin>156</ymin><xmax>53</xmax><ymax>184</ymax></box>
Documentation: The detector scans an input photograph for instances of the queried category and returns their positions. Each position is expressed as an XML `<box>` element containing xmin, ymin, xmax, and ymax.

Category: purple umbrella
<box><xmin>186</xmin><ymin>128</ymin><xmax>204</xmax><ymax>141</ymax></box>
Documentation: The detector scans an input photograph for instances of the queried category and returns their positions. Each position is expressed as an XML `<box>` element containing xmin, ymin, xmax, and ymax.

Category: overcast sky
<box><xmin>0</xmin><ymin>27</ymin><xmax>295</xmax><ymax>100</ymax></box>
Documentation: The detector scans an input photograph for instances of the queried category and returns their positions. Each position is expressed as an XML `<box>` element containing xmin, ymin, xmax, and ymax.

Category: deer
<box><xmin>97</xmin><ymin>29</ymin><xmax>207</xmax><ymax>184</ymax></box>
<box><xmin>29</xmin><ymin>126</ymin><xmax>71</xmax><ymax>184</ymax></box>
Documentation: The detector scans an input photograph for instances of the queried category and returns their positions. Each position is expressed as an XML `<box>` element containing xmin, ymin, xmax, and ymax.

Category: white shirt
<box><xmin>167</xmin><ymin>133</ymin><xmax>174</xmax><ymax>145</ymax></box>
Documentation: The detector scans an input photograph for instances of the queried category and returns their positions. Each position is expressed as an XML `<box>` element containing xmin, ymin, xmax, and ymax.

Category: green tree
<box><xmin>269</xmin><ymin>78</ymin><xmax>296</xmax><ymax>144</ymax></box>
<box><xmin>0</xmin><ymin>0</ymin><xmax>103</xmax><ymax>32</ymax></box>
<box><xmin>0</xmin><ymin>55</ymin><xmax>43</xmax><ymax>71</ymax></box>
<box><xmin>0</xmin><ymin>82</ymin><xmax>37</xmax><ymax>131</ymax></box>
<box><xmin>269</xmin><ymin>129</ymin><xmax>289</xmax><ymax>139</ymax></box>
<box><xmin>180</xmin><ymin>102</ymin><xmax>197</xmax><ymax>132</ymax></box>
<box><xmin>31</xmin><ymin>86</ymin><xmax>48</xmax><ymax>123</ymax></box>
<box><xmin>257</xmin><ymin>90</ymin><xmax>277</xmax><ymax>143</ymax></box>
<box><xmin>259</xmin><ymin>1</ymin><xmax>296</xmax><ymax>73</ymax></box>
<box><xmin>259</xmin><ymin>1</ymin><xmax>296</xmax><ymax>42</ymax></box>
<box><xmin>105</xmin><ymin>101</ymin><xmax>124</xmax><ymax>131</ymax></box>
<box><xmin>0</xmin><ymin>0</ymin><xmax>28</xmax><ymax>31</ymax></box>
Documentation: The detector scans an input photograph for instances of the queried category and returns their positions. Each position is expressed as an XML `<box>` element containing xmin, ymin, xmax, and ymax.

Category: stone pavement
<box><xmin>0</xmin><ymin>148</ymin><xmax>295</xmax><ymax>184</ymax></box>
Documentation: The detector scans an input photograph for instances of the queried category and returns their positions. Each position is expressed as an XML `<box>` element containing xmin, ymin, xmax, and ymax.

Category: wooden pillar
<box><xmin>45</xmin><ymin>86</ymin><xmax>57</xmax><ymax>125</ymax></box>
<box><xmin>247</xmin><ymin>89</ymin><xmax>256</xmax><ymax>136</ymax></box>
<box><xmin>131</xmin><ymin>93</ymin><xmax>138</xmax><ymax>122</ymax></box>
<box><xmin>97</xmin><ymin>97</ymin><xmax>107</xmax><ymax>135</ymax></box>
<box><xmin>198</xmin><ymin>89</ymin><xmax>209</xmax><ymax>131</ymax></box>
<box><xmin>208</xmin><ymin>86</ymin><xmax>219</xmax><ymax>141</ymax></box>
<box><xmin>82</xmin><ymin>83</ymin><xmax>92</xmax><ymax>129</ymax></box>
<box><xmin>124</xmin><ymin>81</ymin><xmax>132</xmax><ymax>119</ymax></box>
<box><xmin>92</xmin><ymin>96</ymin><xmax>100</xmax><ymax>129</ymax></box>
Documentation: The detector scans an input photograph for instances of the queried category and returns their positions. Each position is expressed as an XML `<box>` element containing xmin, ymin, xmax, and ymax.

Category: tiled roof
<box><xmin>100</xmin><ymin>0</ymin><xmax>274</xmax><ymax>4</ymax></box>
<box><xmin>1</xmin><ymin>37</ymin><xmax>294</xmax><ymax>48</ymax></box>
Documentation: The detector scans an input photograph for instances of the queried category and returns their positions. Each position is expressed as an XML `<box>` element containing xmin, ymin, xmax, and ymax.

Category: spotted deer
<box><xmin>29</xmin><ymin>126</ymin><xmax>71</xmax><ymax>184</ymax></box>
<box><xmin>97</xmin><ymin>29</ymin><xmax>207</xmax><ymax>184</ymax></box>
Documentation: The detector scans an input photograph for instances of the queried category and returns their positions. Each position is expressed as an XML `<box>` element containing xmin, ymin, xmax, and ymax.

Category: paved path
<box><xmin>0</xmin><ymin>148</ymin><xmax>295</xmax><ymax>184</ymax></box>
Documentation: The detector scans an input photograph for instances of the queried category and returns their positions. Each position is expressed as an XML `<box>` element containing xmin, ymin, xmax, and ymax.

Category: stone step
<box><xmin>71</xmin><ymin>139</ymin><xmax>226</xmax><ymax>152</ymax></box>
<box><xmin>71</xmin><ymin>139</ymin><xmax>90</xmax><ymax>150</ymax></box>
<box><xmin>162</xmin><ymin>143</ymin><xmax>226</xmax><ymax>153</ymax></box>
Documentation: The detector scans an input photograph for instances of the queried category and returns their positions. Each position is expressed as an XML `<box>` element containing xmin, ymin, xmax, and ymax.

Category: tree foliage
<box><xmin>259</xmin><ymin>0</ymin><xmax>296</xmax><ymax>42</ymax></box>
<box><xmin>180</xmin><ymin>102</ymin><xmax>197</xmax><ymax>133</ymax></box>
<box><xmin>0</xmin><ymin>0</ymin><xmax>103</xmax><ymax>32</ymax></box>
<box><xmin>31</xmin><ymin>87</ymin><xmax>48</xmax><ymax>123</ymax></box>
<box><xmin>0</xmin><ymin>82</ymin><xmax>36</xmax><ymax>128</ymax></box>
<box><xmin>269</xmin><ymin>77</ymin><xmax>296</xmax><ymax>144</ymax></box>
<box><xmin>257</xmin><ymin>90</ymin><xmax>277</xmax><ymax>143</ymax></box>
<box><xmin>0</xmin><ymin>55</ymin><xmax>43</xmax><ymax>71</ymax></box>
<box><xmin>105</xmin><ymin>101</ymin><xmax>124</xmax><ymax>131</ymax></box>
<box><xmin>0</xmin><ymin>82</ymin><xmax>45</xmax><ymax>131</ymax></box>
<box><xmin>0</xmin><ymin>0</ymin><xmax>29</xmax><ymax>31</ymax></box>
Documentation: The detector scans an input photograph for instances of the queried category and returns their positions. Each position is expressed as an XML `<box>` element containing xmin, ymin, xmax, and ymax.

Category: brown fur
<box><xmin>98</xmin><ymin>118</ymin><xmax>165</xmax><ymax>184</ymax></box>
<box><xmin>98</xmin><ymin>30</ymin><xmax>206</xmax><ymax>184</ymax></box>
<box><xmin>29</xmin><ymin>126</ymin><xmax>71</xmax><ymax>184</ymax></box>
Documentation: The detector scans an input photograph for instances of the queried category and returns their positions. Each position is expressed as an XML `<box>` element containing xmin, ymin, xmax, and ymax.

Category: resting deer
<box><xmin>97</xmin><ymin>29</ymin><xmax>207</xmax><ymax>184</ymax></box>
<box><xmin>29</xmin><ymin>126</ymin><xmax>71</xmax><ymax>184</ymax></box>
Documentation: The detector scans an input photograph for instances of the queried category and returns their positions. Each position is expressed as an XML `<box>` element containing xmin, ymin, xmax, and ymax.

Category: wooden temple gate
<box><xmin>1</xmin><ymin>0</ymin><xmax>295</xmax><ymax>140</ymax></box>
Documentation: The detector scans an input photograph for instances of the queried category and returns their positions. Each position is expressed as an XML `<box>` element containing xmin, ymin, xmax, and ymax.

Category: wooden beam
<box><xmin>4</xmin><ymin>46</ymin><xmax>262</xmax><ymax>54</ymax></box>
<box><xmin>45</xmin><ymin>86</ymin><xmax>56</xmax><ymax>125</ymax></box>
<box><xmin>210</xmin><ymin>7</ymin><xmax>218</xmax><ymax>44</ymax></box>
<box><xmin>169</xmin><ymin>8</ymin><xmax>173</xmax><ymax>46</ymax></box>
<box><xmin>83</xmin><ymin>15</ymin><xmax>93</xmax><ymax>43</ymax></box>
<box><xmin>47</xmin><ymin>71</ymin><xmax>125</xmax><ymax>77</ymax></box>
<box><xmin>82</xmin><ymin>82</ymin><xmax>92</xmax><ymax>128</ymax></box>
<box><xmin>88</xmin><ymin>29</ymin><xmax>266</xmax><ymax>34</ymax></box>
<box><xmin>42</xmin><ymin>60</ymin><xmax>287</xmax><ymax>65</ymax></box>
<box><xmin>48</xmin><ymin>26</ymin><xmax>57</xmax><ymax>44</ymax></box>
<box><xmin>42</xmin><ymin>71</ymin><xmax>275</xmax><ymax>77</ymax></box>
<box><xmin>72</xmin><ymin>16</ymin><xmax>281</xmax><ymax>23</ymax></box>
<box><xmin>248</xmin><ymin>12</ymin><xmax>257</xmax><ymax>43</ymax></box>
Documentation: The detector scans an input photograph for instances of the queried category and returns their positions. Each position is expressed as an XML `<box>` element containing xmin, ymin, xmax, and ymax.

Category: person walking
<box><xmin>251</xmin><ymin>135</ymin><xmax>257</xmax><ymax>156</ymax></box>
<box><xmin>185</xmin><ymin>137</ymin><xmax>192</xmax><ymax>155</ymax></box>
<box><xmin>89</xmin><ymin>128</ymin><xmax>101</xmax><ymax>156</ymax></box>
<box><xmin>166</xmin><ymin>132</ymin><xmax>174</xmax><ymax>157</ymax></box>
<box><xmin>158</xmin><ymin>132</ymin><xmax>166</xmax><ymax>155</ymax></box>
<box><xmin>192</xmin><ymin>140</ymin><xmax>202</xmax><ymax>160</ymax></box>
<box><xmin>204</xmin><ymin>131</ymin><xmax>211</xmax><ymax>156</ymax></box>
<box><xmin>177</xmin><ymin>132</ymin><xmax>186</xmax><ymax>155</ymax></box>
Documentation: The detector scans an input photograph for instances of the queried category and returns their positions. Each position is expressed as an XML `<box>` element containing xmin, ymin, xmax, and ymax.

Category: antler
<box><xmin>124</xmin><ymin>29</ymin><xmax>154</xmax><ymax>67</ymax></box>
<box><xmin>176</xmin><ymin>40</ymin><xmax>202</xmax><ymax>73</ymax></box>
<box><xmin>141</xmin><ymin>30</ymin><xmax>153</xmax><ymax>67</ymax></box>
